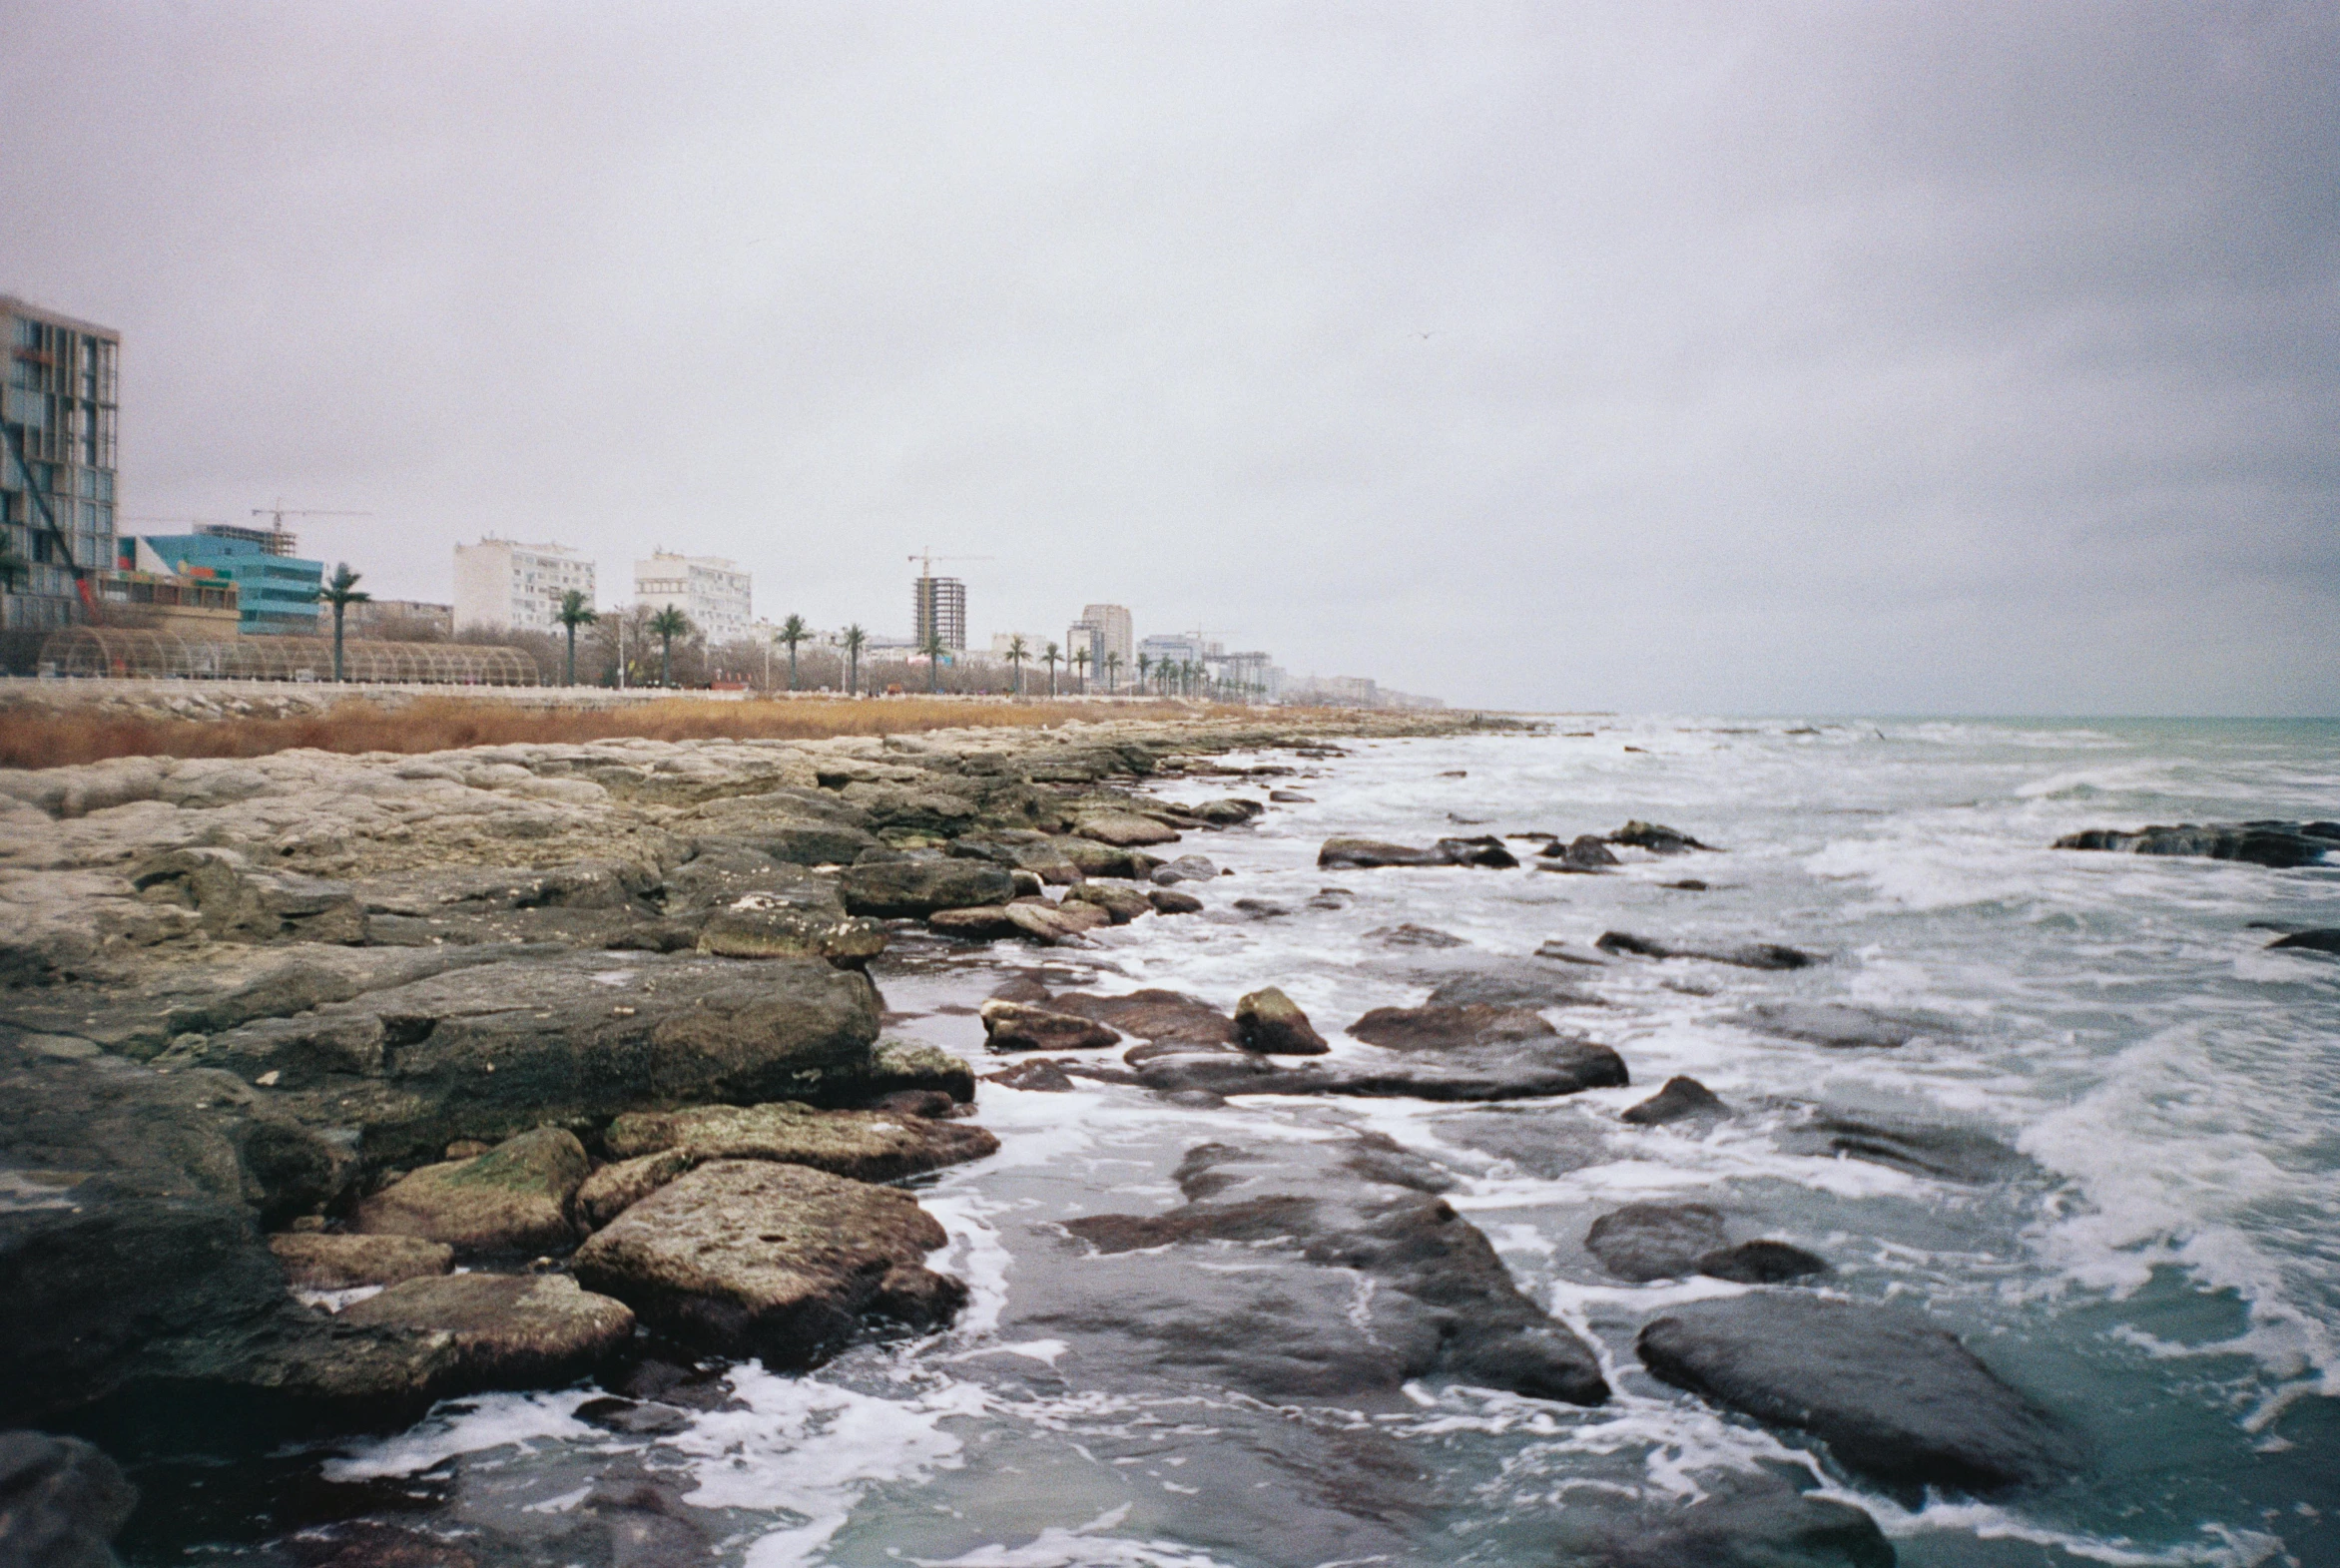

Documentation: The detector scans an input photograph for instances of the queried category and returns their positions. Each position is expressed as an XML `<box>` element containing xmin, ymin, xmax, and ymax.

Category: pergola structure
<box><xmin>39</xmin><ymin>628</ymin><xmax>539</xmax><ymax>686</ymax></box>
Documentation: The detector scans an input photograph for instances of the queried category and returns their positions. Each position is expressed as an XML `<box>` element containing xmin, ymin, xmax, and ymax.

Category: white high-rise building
<box><xmin>1078</xmin><ymin>603</ymin><xmax>1133</xmax><ymax>669</ymax></box>
<box><xmin>634</xmin><ymin>552</ymin><xmax>753</xmax><ymax>646</ymax></box>
<box><xmin>452</xmin><ymin>538</ymin><xmax>596</xmax><ymax>633</ymax></box>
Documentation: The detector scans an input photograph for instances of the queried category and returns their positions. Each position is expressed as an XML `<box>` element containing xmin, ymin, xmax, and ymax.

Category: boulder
<box><xmin>1422</xmin><ymin>969</ymin><xmax>1598</xmax><ymax>1009</ymax></box>
<box><xmin>1055</xmin><ymin>838</ymin><xmax>1163</xmax><ymax>879</ymax></box>
<box><xmin>1609</xmin><ymin>820</ymin><xmax>1717</xmax><ymax>853</ymax></box>
<box><xmin>1782</xmin><ymin>1115</ymin><xmax>2032</xmax><ymax>1185</ymax></box>
<box><xmin>0</xmin><ymin>1431</ymin><xmax>139</xmax><ymax>1568</ymax></box>
<box><xmin>1064</xmin><ymin>881</ymin><xmax>1153</xmax><ymax>923</ymax></box>
<box><xmin>947</xmin><ymin>832</ymin><xmax>1085</xmax><ymax>885</ymax></box>
<box><xmin>1697</xmin><ymin>1239</ymin><xmax>1830</xmax><ymax>1284</ymax></box>
<box><xmin>1147</xmin><ymin>888</ymin><xmax>1204</xmax><ymax>915</ymax></box>
<box><xmin>1075</xmin><ymin>812</ymin><xmax>1183</xmax><ymax>848</ymax></box>
<box><xmin>1436</xmin><ymin>834</ymin><xmax>1518</xmax><ymax>868</ymax></box>
<box><xmin>1544</xmin><ymin>1470</ymin><xmax>1892</xmax><ymax>1568</ymax></box>
<box><xmin>1150</xmin><ymin>854</ymin><xmax>1219</xmax><ymax>884</ymax></box>
<box><xmin>926</xmin><ymin>905</ymin><xmax>1022</xmax><ymax>941</ymax></box>
<box><xmin>268</xmin><ymin>1233</ymin><xmax>454</xmax><ymax>1290</ymax></box>
<box><xmin>696</xmin><ymin>896</ymin><xmax>888</xmax><ymax>966</ymax></box>
<box><xmin>983</xmin><ymin>1057</ymin><xmax>1080</xmax><ymax>1092</ymax></box>
<box><xmin>1585</xmin><ymin>1202</ymin><xmax>1729</xmax><ymax>1282</ymax></box>
<box><xmin>1539</xmin><ymin>834</ymin><xmax>1620</xmax><ymax>870</ymax></box>
<box><xmin>354</xmin><ymin>1127</ymin><xmax>588</xmax><ymax>1254</ymax></box>
<box><xmin>1091</xmin><ymin>1038</ymin><xmax>1629</xmax><ymax>1103</ymax></box>
<box><xmin>1268</xmin><ymin>789</ymin><xmax>1314</xmax><ymax>803</ymax></box>
<box><xmin>1318</xmin><ymin>838</ymin><xmax>1449</xmax><ymax>869</ymax></box>
<box><xmin>1185</xmin><ymin>797</ymin><xmax>1264</xmax><ymax>825</ymax></box>
<box><xmin>1347</xmin><ymin>1003</ymin><xmax>1559</xmax><ymax>1051</ymax></box>
<box><xmin>336</xmin><ymin>1273</ymin><xmax>635</xmax><ymax>1391</ymax></box>
<box><xmin>1004</xmin><ymin>902</ymin><xmax>1104</xmax><ymax>946</ymax></box>
<box><xmin>1048</xmin><ymin>989</ymin><xmax>1239</xmax><ymax>1050</ymax></box>
<box><xmin>1621</xmin><ymin>1075</ymin><xmax>1726</xmax><ymax>1126</ymax></box>
<box><xmin>1595</xmin><ymin>931</ymin><xmax>1819</xmax><ymax>970</ymax></box>
<box><xmin>571</xmin><ymin>1161</ymin><xmax>966</xmax><ymax>1368</ymax></box>
<box><xmin>1234</xmin><ymin>987</ymin><xmax>1329</xmax><ymax>1055</ymax></box>
<box><xmin>979</xmin><ymin>1000</ymin><xmax>1122</xmax><ymax>1052</ymax></box>
<box><xmin>1732</xmin><ymin>1003</ymin><xmax>1944</xmax><ymax>1050</ymax></box>
<box><xmin>1231</xmin><ymin>897</ymin><xmax>1291</xmax><ymax>918</ymax></box>
<box><xmin>1366</xmin><ymin>922</ymin><xmax>1465</xmax><ymax>948</ymax></box>
<box><xmin>2053</xmin><ymin>820</ymin><xmax>2338</xmax><ymax>869</ymax></box>
<box><xmin>601</xmin><ymin>1100</ymin><xmax>998</xmax><ymax>1183</ymax></box>
<box><xmin>838</xmin><ymin>860</ymin><xmax>1015</xmax><ymax>917</ymax></box>
<box><xmin>1637</xmin><ymin>1294</ymin><xmax>2081</xmax><ymax>1495</ymax></box>
<box><xmin>576</xmin><ymin>1149</ymin><xmax>697</xmax><ymax>1230</ymax></box>
<box><xmin>861</xmin><ymin>1039</ymin><xmax>976</xmax><ymax>1104</ymax></box>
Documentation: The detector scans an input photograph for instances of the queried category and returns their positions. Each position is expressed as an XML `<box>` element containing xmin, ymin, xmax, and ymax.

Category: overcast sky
<box><xmin>4</xmin><ymin>2</ymin><xmax>2334</xmax><ymax>714</ymax></box>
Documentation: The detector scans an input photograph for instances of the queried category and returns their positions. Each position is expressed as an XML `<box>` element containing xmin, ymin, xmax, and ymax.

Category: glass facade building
<box><xmin>138</xmin><ymin>532</ymin><xmax>325</xmax><ymax>636</ymax></box>
<box><xmin>1</xmin><ymin>297</ymin><xmax>120</xmax><ymax>630</ymax></box>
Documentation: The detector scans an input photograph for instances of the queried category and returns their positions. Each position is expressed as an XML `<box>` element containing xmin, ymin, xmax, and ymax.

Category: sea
<box><xmin>147</xmin><ymin>717</ymin><xmax>2340</xmax><ymax>1568</ymax></box>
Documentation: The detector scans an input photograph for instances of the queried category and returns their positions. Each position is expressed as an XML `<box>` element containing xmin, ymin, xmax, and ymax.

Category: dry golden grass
<box><xmin>0</xmin><ymin>695</ymin><xmax>1244</xmax><ymax>771</ymax></box>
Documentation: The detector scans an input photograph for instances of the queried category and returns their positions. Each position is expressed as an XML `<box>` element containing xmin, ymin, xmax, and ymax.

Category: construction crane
<box><xmin>906</xmin><ymin>549</ymin><xmax>994</xmax><ymax>577</ymax></box>
<box><xmin>249</xmin><ymin>501</ymin><xmax>374</xmax><ymax>557</ymax></box>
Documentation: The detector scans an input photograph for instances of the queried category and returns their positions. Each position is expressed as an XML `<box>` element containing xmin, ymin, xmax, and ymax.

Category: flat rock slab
<box><xmin>1318</xmin><ymin>838</ymin><xmax>1452</xmax><ymax>869</ymax></box>
<box><xmin>1092</xmin><ymin>1038</ymin><xmax>1628</xmax><ymax>1102</ymax></box>
<box><xmin>1638</xmin><ymin>1293</ymin><xmax>2080</xmax><ymax>1495</ymax></box>
<box><xmin>839</xmin><ymin>860</ymin><xmax>1016</xmax><ymax>917</ymax></box>
<box><xmin>697</xmin><ymin>898</ymin><xmax>887</xmax><ymax>964</ymax></box>
<box><xmin>336</xmin><ymin>1273</ymin><xmax>635</xmax><ymax>1391</ymax></box>
<box><xmin>1546</xmin><ymin>1471</ymin><xmax>1891</xmax><ymax>1568</ymax></box>
<box><xmin>2268</xmin><ymin>928</ymin><xmax>2340</xmax><ymax>953</ymax></box>
<box><xmin>979</xmin><ymin>1000</ymin><xmax>1122</xmax><ymax>1052</ymax></box>
<box><xmin>1048</xmin><ymin>989</ymin><xmax>1239</xmax><ymax>1049</ymax></box>
<box><xmin>269</xmin><ymin>1232</ymin><xmax>454</xmax><ymax>1290</ymax></box>
<box><xmin>571</xmin><ymin>1160</ymin><xmax>966</xmax><ymax>1369</ymax></box>
<box><xmin>2054</xmin><ymin>819</ymin><xmax>2338</xmax><ymax>868</ymax></box>
<box><xmin>1597</xmin><ymin>931</ymin><xmax>1819</xmax><ymax>970</ymax></box>
<box><xmin>602</xmin><ymin>1100</ymin><xmax>998</xmax><ymax>1183</ymax></box>
<box><xmin>1348</xmin><ymin>1003</ymin><xmax>1559</xmax><ymax>1051</ymax></box>
<box><xmin>1784</xmin><ymin>1114</ymin><xmax>2033</xmax><ymax>1185</ymax></box>
<box><xmin>1733</xmin><ymin>1002</ymin><xmax>1947</xmax><ymax>1050</ymax></box>
<box><xmin>1075</xmin><ymin>812</ymin><xmax>1183</xmax><ymax>847</ymax></box>
<box><xmin>355</xmin><ymin>1126</ymin><xmax>588</xmax><ymax>1253</ymax></box>
<box><xmin>1585</xmin><ymin>1203</ymin><xmax>1829</xmax><ymax>1285</ymax></box>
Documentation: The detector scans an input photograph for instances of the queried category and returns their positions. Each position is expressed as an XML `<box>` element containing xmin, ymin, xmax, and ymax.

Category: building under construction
<box><xmin>912</xmin><ymin>574</ymin><xmax>966</xmax><ymax>653</ymax></box>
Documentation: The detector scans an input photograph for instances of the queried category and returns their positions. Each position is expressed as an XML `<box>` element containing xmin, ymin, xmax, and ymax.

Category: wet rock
<box><xmin>0</xmin><ymin>1431</ymin><xmax>139</xmax><ymax>1568</ymax></box>
<box><xmin>1662</xmin><ymin>878</ymin><xmax>1710</xmax><ymax>891</ymax></box>
<box><xmin>1269</xmin><ymin>790</ymin><xmax>1315</xmax><ymax>803</ymax></box>
<box><xmin>576</xmin><ymin>1394</ymin><xmax>693</xmax><ymax>1435</ymax></box>
<box><xmin>1430</xmin><ymin>1107</ymin><xmax>1607</xmax><ymax>1179</ymax></box>
<box><xmin>925</xmin><ymin>905</ymin><xmax>1021</xmax><ymax>941</ymax></box>
<box><xmin>1422</xmin><ymin>969</ymin><xmax>1597</xmax><ymax>1009</ymax></box>
<box><xmin>1146</xmin><ymin>888</ymin><xmax>1204</xmax><ymax>915</ymax></box>
<box><xmin>1063</xmin><ymin>881</ymin><xmax>1152</xmax><ymax>923</ymax></box>
<box><xmin>1585</xmin><ymin>1203</ymin><xmax>1731</xmax><ymax>1282</ymax></box>
<box><xmin>1596</xmin><ymin>931</ymin><xmax>1819</xmax><ymax>970</ymax></box>
<box><xmin>983</xmin><ymin>1057</ymin><xmax>1079</xmax><ymax>1092</ymax></box>
<box><xmin>1004</xmin><ymin>902</ymin><xmax>1105</xmax><ymax>946</ymax></box>
<box><xmin>571</xmin><ymin>1161</ymin><xmax>966</xmax><ymax>1369</ymax></box>
<box><xmin>1538</xmin><ymin>834</ymin><xmax>1620</xmax><ymax>870</ymax></box>
<box><xmin>1231</xmin><ymin>897</ymin><xmax>1291</xmax><ymax>918</ymax></box>
<box><xmin>1546</xmin><ymin>1470</ymin><xmax>1893</xmax><ymax>1568</ymax></box>
<box><xmin>696</xmin><ymin>896</ymin><xmax>887</xmax><ymax>966</ymax></box>
<box><xmin>354</xmin><ymin>1127</ymin><xmax>588</xmax><ymax>1254</ymax></box>
<box><xmin>268</xmin><ymin>1233</ymin><xmax>453</xmax><ymax>1290</ymax></box>
<box><xmin>1348</xmin><ymin>1003</ymin><xmax>1560</xmax><ymax>1051</ymax></box>
<box><xmin>1783</xmin><ymin>1115</ymin><xmax>2032</xmax><ymax>1185</ymax></box>
<box><xmin>1609</xmin><ymin>820</ymin><xmax>1718</xmax><ymax>853</ymax></box>
<box><xmin>1637</xmin><ymin>1293</ymin><xmax>2081</xmax><ymax>1495</ymax></box>
<box><xmin>1150</xmin><ymin>854</ymin><xmax>1218</xmax><ymax>884</ymax></box>
<box><xmin>1100</xmin><ymin>1037</ymin><xmax>1628</xmax><ymax>1103</ymax></box>
<box><xmin>1318</xmin><ymin>837</ymin><xmax>1449</xmax><ymax>869</ymax></box>
<box><xmin>336</xmin><ymin>1274</ymin><xmax>635</xmax><ymax>1391</ymax></box>
<box><xmin>1054</xmin><ymin>1138</ymin><xmax>1607</xmax><ymax>1405</ymax></box>
<box><xmin>2054</xmin><ymin>820</ymin><xmax>2339</xmax><ymax>869</ymax></box>
<box><xmin>1698</xmin><ymin>1239</ymin><xmax>1830</xmax><ymax>1284</ymax></box>
<box><xmin>601</xmin><ymin>1099</ymin><xmax>998</xmax><ymax>1183</ymax></box>
<box><xmin>1234</xmin><ymin>987</ymin><xmax>1329</xmax><ymax>1055</ymax></box>
<box><xmin>1186</xmin><ymin>797</ymin><xmax>1264</xmax><ymax>825</ymax></box>
<box><xmin>837</xmin><ymin>860</ymin><xmax>1015</xmax><ymax>918</ymax></box>
<box><xmin>984</xmin><ymin>974</ymin><xmax>1057</xmax><ymax>1004</ymax></box>
<box><xmin>1366</xmin><ymin>922</ymin><xmax>1466</xmax><ymax>948</ymax></box>
<box><xmin>1732</xmin><ymin>1003</ymin><xmax>1945</xmax><ymax>1050</ymax></box>
<box><xmin>859</xmin><ymin>1039</ymin><xmax>975</xmax><ymax>1105</ymax></box>
<box><xmin>978</xmin><ymin>1001</ymin><xmax>1122</xmax><ymax>1052</ymax></box>
<box><xmin>1054</xmin><ymin>839</ymin><xmax>1162</xmax><ymax>879</ymax></box>
<box><xmin>2268</xmin><ymin>928</ymin><xmax>2340</xmax><ymax>953</ymax></box>
<box><xmin>1436</xmin><ymin>834</ymin><xmax>1519</xmax><ymax>868</ymax></box>
<box><xmin>1074</xmin><ymin>811</ymin><xmax>1183</xmax><ymax>848</ymax></box>
<box><xmin>1049</xmin><ymin>989</ymin><xmax>1239</xmax><ymax>1052</ymax></box>
<box><xmin>577</xmin><ymin>1149</ymin><xmax>697</xmax><ymax>1230</ymax></box>
<box><xmin>1621</xmin><ymin>1075</ymin><xmax>1727</xmax><ymax>1126</ymax></box>
<box><xmin>1534</xmin><ymin>939</ymin><xmax>1607</xmax><ymax>965</ymax></box>
<box><xmin>946</xmin><ymin>832</ymin><xmax>1083</xmax><ymax>885</ymax></box>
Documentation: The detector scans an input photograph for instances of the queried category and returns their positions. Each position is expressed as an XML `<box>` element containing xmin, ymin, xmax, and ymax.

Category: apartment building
<box><xmin>912</xmin><ymin>574</ymin><xmax>966</xmax><ymax>653</ymax></box>
<box><xmin>1078</xmin><ymin>603</ymin><xmax>1133</xmax><ymax>669</ymax></box>
<box><xmin>453</xmin><ymin>538</ymin><xmax>596</xmax><ymax>633</ymax></box>
<box><xmin>633</xmin><ymin>552</ymin><xmax>752</xmax><ymax>645</ymax></box>
<box><xmin>1</xmin><ymin>297</ymin><xmax>119</xmax><ymax>630</ymax></box>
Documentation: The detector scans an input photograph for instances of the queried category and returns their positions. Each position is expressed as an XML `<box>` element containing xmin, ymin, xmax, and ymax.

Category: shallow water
<box><xmin>143</xmin><ymin>717</ymin><xmax>2340</xmax><ymax>1568</ymax></box>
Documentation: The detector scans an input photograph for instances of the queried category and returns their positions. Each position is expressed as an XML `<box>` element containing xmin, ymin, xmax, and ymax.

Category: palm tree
<box><xmin>842</xmin><ymin>624</ymin><xmax>867</xmax><ymax>697</ymax></box>
<box><xmin>555</xmin><ymin>590</ymin><xmax>597</xmax><ymax>686</ymax></box>
<box><xmin>1005</xmin><ymin>634</ymin><xmax>1029</xmax><ymax>698</ymax></box>
<box><xmin>921</xmin><ymin>629</ymin><xmax>946</xmax><ymax>693</ymax></box>
<box><xmin>1071</xmin><ymin>646</ymin><xmax>1090</xmax><ymax>694</ymax></box>
<box><xmin>775</xmin><ymin>613</ymin><xmax>810</xmax><ymax>691</ymax></box>
<box><xmin>0</xmin><ymin>538</ymin><xmax>27</xmax><ymax>631</ymax></box>
<box><xmin>1104</xmin><ymin>650</ymin><xmax>1121</xmax><ymax>694</ymax></box>
<box><xmin>1135</xmin><ymin>652</ymin><xmax>1150</xmax><ymax>695</ymax></box>
<box><xmin>649</xmin><ymin>605</ymin><xmax>691</xmax><ymax>687</ymax></box>
<box><xmin>316</xmin><ymin>563</ymin><xmax>369</xmax><ymax>683</ymax></box>
<box><xmin>1042</xmin><ymin>641</ymin><xmax>1060</xmax><ymax>699</ymax></box>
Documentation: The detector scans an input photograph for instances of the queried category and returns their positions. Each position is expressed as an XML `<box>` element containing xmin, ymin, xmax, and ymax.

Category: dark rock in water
<box><xmin>1609</xmin><ymin>820</ymin><xmax>1718</xmax><ymax>853</ymax></box>
<box><xmin>1146</xmin><ymin>887</ymin><xmax>1205</xmax><ymax>915</ymax></box>
<box><xmin>1535</xmin><ymin>938</ymin><xmax>1607</xmax><ymax>965</ymax></box>
<box><xmin>1433</xmin><ymin>1108</ymin><xmax>1608</xmax><ymax>1178</ymax></box>
<box><xmin>1436</xmin><ymin>835</ymin><xmax>1519</xmax><ymax>868</ymax></box>
<box><xmin>838</xmin><ymin>859</ymin><xmax>1016</xmax><ymax>917</ymax></box>
<box><xmin>2268</xmin><ymin>928</ymin><xmax>2340</xmax><ymax>953</ymax></box>
<box><xmin>1596</xmin><ymin>931</ymin><xmax>1820</xmax><ymax>970</ymax></box>
<box><xmin>1622</xmin><ymin>1075</ymin><xmax>1727</xmax><ymax>1126</ymax></box>
<box><xmin>1234</xmin><ymin>987</ymin><xmax>1329</xmax><ymax>1054</ymax></box>
<box><xmin>1318</xmin><ymin>837</ymin><xmax>1450</xmax><ymax>869</ymax></box>
<box><xmin>983</xmin><ymin>1057</ymin><xmax>1079</xmax><ymax>1092</ymax></box>
<box><xmin>1732</xmin><ymin>1002</ymin><xmax>1945</xmax><ymax>1050</ymax></box>
<box><xmin>571</xmin><ymin>1161</ymin><xmax>966</xmax><ymax>1369</ymax></box>
<box><xmin>1539</xmin><ymin>834</ymin><xmax>1620</xmax><ymax>871</ymax></box>
<box><xmin>0</xmin><ymin>1431</ymin><xmax>139</xmax><ymax>1568</ymax></box>
<box><xmin>1186</xmin><ymin>797</ymin><xmax>1265</xmax><ymax>825</ymax></box>
<box><xmin>1423</xmin><ymin>969</ymin><xmax>1599</xmax><ymax>1009</ymax></box>
<box><xmin>1349</xmin><ymin>1003</ymin><xmax>1558</xmax><ymax>1051</ymax></box>
<box><xmin>1095</xmin><ymin>1035</ymin><xmax>1628</xmax><ymax>1103</ymax></box>
<box><xmin>1231</xmin><ymin>897</ymin><xmax>1292</xmax><ymax>918</ymax></box>
<box><xmin>1698</xmin><ymin>1239</ymin><xmax>1830</xmax><ymax>1284</ymax></box>
<box><xmin>986</xmin><ymin>974</ymin><xmax>1055</xmax><ymax>1003</ymax></box>
<box><xmin>1784</xmin><ymin>1115</ymin><xmax>2033</xmax><ymax>1185</ymax></box>
<box><xmin>1662</xmin><ymin>878</ymin><xmax>1710</xmax><ymax>891</ymax></box>
<box><xmin>575</xmin><ymin>1394</ymin><xmax>693</xmax><ymax>1436</ymax></box>
<box><xmin>1063</xmin><ymin>880</ymin><xmax>1152</xmax><ymax>924</ymax></box>
<box><xmin>1545</xmin><ymin>1470</ymin><xmax>1893</xmax><ymax>1568</ymax></box>
<box><xmin>1048</xmin><ymin>989</ymin><xmax>1238</xmax><ymax>1049</ymax></box>
<box><xmin>336</xmin><ymin>1274</ymin><xmax>636</xmax><ymax>1392</ymax></box>
<box><xmin>1269</xmin><ymin>789</ymin><xmax>1315</xmax><ymax>802</ymax></box>
<box><xmin>1637</xmin><ymin>1293</ymin><xmax>2081</xmax><ymax>1495</ymax></box>
<box><xmin>977</xmin><ymin>1000</ymin><xmax>1121</xmax><ymax>1053</ymax></box>
<box><xmin>1150</xmin><ymin>853</ymin><xmax>1219</xmax><ymax>885</ymax></box>
<box><xmin>2053</xmin><ymin>819</ymin><xmax>2339</xmax><ymax>869</ymax></box>
<box><xmin>1055</xmin><ymin>1138</ymin><xmax>1607</xmax><ymax>1405</ymax></box>
<box><xmin>1367</xmin><ymin>922</ymin><xmax>1466</xmax><ymax>948</ymax></box>
<box><xmin>1586</xmin><ymin>1203</ymin><xmax>1729</xmax><ymax>1282</ymax></box>
<box><xmin>926</xmin><ymin>904</ymin><xmax>1022</xmax><ymax>941</ymax></box>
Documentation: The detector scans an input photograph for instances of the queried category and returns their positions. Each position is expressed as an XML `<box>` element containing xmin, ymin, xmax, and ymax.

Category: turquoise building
<box><xmin>140</xmin><ymin>529</ymin><xmax>323</xmax><ymax>636</ymax></box>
